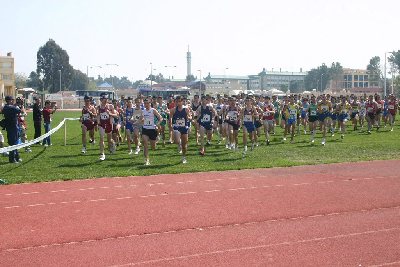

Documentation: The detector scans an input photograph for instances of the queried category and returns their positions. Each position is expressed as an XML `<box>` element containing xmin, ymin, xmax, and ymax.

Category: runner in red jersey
<box><xmin>365</xmin><ymin>95</ymin><xmax>377</xmax><ymax>134</ymax></box>
<box><xmin>387</xmin><ymin>94</ymin><xmax>398</xmax><ymax>131</ymax></box>
<box><xmin>80</xmin><ymin>95</ymin><xmax>97</xmax><ymax>154</ymax></box>
<box><xmin>97</xmin><ymin>93</ymin><xmax>118</xmax><ymax>161</ymax></box>
<box><xmin>262</xmin><ymin>96</ymin><xmax>275</xmax><ymax>145</ymax></box>
<box><xmin>374</xmin><ymin>94</ymin><xmax>384</xmax><ymax>131</ymax></box>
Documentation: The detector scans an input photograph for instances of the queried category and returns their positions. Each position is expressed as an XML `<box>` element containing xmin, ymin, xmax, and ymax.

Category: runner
<box><xmin>170</xmin><ymin>95</ymin><xmax>191</xmax><ymax>164</ymax></box>
<box><xmin>214</xmin><ymin>96</ymin><xmax>225</xmax><ymax>144</ymax></box>
<box><xmin>358</xmin><ymin>97</ymin><xmax>366</xmax><ymax>130</ymax></box>
<box><xmin>365</xmin><ymin>95</ymin><xmax>377</xmax><ymax>134</ymax></box>
<box><xmin>225</xmin><ymin>97</ymin><xmax>241</xmax><ymax>150</ymax></box>
<box><xmin>97</xmin><ymin>93</ymin><xmax>118</xmax><ymax>161</ymax></box>
<box><xmin>337</xmin><ymin>96</ymin><xmax>351</xmax><ymax>139</ymax></box>
<box><xmin>272</xmin><ymin>95</ymin><xmax>280</xmax><ymax>134</ymax></box>
<box><xmin>15</xmin><ymin>97</ymin><xmax>31</xmax><ymax>153</ymax></box>
<box><xmin>350</xmin><ymin>95</ymin><xmax>359</xmax><ymax>131</ymax></box>
<box><xmin>191</xmin><ymin>95</ymin><xmax>201</xmax><ymax>145</ymax></box>
<box><xmin>387</xmin><ymin>94</ymin><xmax>398</xmax><ymax>131</ymax></box>
<box><xmin>141</xmin><ymin>98</ymin><xmax>162</xmax><ymax>166</ymax></box>
<box><xmin>317</xmin><ymin>94</ymin><xmax>332</xmax><ymax>146</ymax></box>
<box><xmin>375</xmin><ymin>94</ymin><xmax>384</xmax><ymax>131</ymax></box>
<box><xmin>80</xmin><ymin>95</ymin><xmax>97</xmax><ymax>154</ymax></box>
<box><xmin>155</xmin><ymin>96</ymin><xmax>169</xmax><ymax>147</ymax></box>
<box><xmin>262</xmin><ymin>96</ymin><xmax>275</xmax><ymax>145</ymax></box>
<box><xmin>111</xmin><ymin>100</ymin><xmax>122</xmax><ymax>147</ymax></box>
<box><xmin>166</xmin><ymin>95</ymin><xmax>175</xmax><ymax>143</ymax></box>
<box><xmin>308</xmin><ymin>95</ymin><xmax>318</xmax><ymax>143</ymax></box>
<box><xmin>125</xmin><ymin>98</ymin><xmax>141</xmax><ymax>155</ymax></box>
<box><xmin>283</xmin><ymin>95</ymin><xmax>298</xmax><ymax>144</ymax></box>
<box><xmin>300</xmin><ymin>97</ymin><xmax>309</xmax><ymax>134</ymax></box>
<box><xmin>196</xmin><ymin>95</ymin><xmax>216</xmax><ymax>155</ymax></box>
<box><xmin>241</xmin><ymin>97</ymin><xmax>258</xmax><ymax>152</ymax></box>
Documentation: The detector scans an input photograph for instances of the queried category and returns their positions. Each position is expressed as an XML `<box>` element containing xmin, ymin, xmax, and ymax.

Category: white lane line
<box><xmin>109</xmin><ymin>227</ymin><xmax>400</xmax><ymax>267</ymax></box>
<box><xmin>89</xmin><ymin>199</ymin><xmax>107</xmax><ymax>202</ymax></box>
<box><xmin>369</xmin><ymin>260</ymin><xmax>400</xmax><ymax>267</ymax></box>
<box><xmin>22</xmin><ymin>192</ymin><xmax>40</xmax><ymax>195</ymax></box>
<box><xmin>27</xmin><ymin>204</ymin><xmax>44</xmax><ymax>207</ymax></box>
<box><xmin>4</xmin><ymin>205</ymin><xmax>20</xmax><ymax>209</ymax></box>
<box><xmin>50</xmin><ymin>190</ymin><xmax>68</xmax><ymax>193</ymax></box>
<box><xmin>204</xmin><ymin>190</ymin><xmax>221</xmax><ymax>193</ymax></box>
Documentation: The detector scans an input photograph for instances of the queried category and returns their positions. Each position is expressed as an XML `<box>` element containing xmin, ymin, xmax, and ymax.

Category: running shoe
<box><xmin>128</xmin><ymin>149</ymin><xmax>133</xmax><ymax>155</ymax></box>
<box><xmin>81</xmin><ymin>147</ymin><xmax>86</xmax><ymax>154</ymax></box>
<box><xmin>99</xmin><ymin>154</ymin><xmax>106</xmax><ymax>161</ymax></box>
<box><xmin>145</xmin><ymin>159</ymin><xmax>150</xmax><ymax>166</ymax></box>
<box><xmin>182</xmin><ymin>157</ymin><xmax>187</xmax><ymax>164</ymax></box>
<box><xmin>135</xmin><ymin>147</ymin><xmax>140</xmax><ymax>155</ymax></box>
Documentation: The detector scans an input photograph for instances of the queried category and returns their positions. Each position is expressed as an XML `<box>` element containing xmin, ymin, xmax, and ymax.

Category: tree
<box><xmin>26</xmin><ymin>71</ymin><xmax>43</xmax><ymax>90</ymax></box>
<box><xmin>304</xmin><ymin>63</ymin><xmax>334</xmax><ymax>91</ymax></box>
<box><xmin>15</xmin><ymin>72</ymin><xmax>28</xmax><ymax>88</ymax></box>
<box><xmin>70</xmin><ymin>69</ymin><xmax>88</xmax><ymax>90</ymax></box>
<box><xmin>367</xmin><ymin>56</ymin><xmax>381</xmax><ymax>87</ymax></box>
<box><xmin>328</xmin><ymin>62</ymin><xmax>343</xmax><ymax>90</ymax></box>
<box><xmin>36</xmin><ymin>39</ymin><xmax>73</xmax><ymax>93</ymax></box>
<box><xmin>186</xmin><ymin>74</ymin><xmax>196</xmax><ymax>82</ymax></box>
<box><xmin>388</xmin><ymin>50</ymin><xmax>400</xmax><ymax>71</ymax></box>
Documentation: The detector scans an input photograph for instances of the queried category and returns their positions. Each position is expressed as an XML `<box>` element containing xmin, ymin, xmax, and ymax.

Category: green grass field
<box><xmin>1</xmin><ymin>111</ymin><xmax>400</xmax><ymax>184</ymax></box>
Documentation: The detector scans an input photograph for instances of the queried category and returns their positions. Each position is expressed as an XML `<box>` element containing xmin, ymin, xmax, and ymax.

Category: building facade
<box><xmin>203</xmin><ymin>74</ymin><xmax>259</xmax><ymax>95</ymax></box>
<box><xmin>0</xmin><ymin>52</ymin><xmax>15</xmax><ymax>105</ymax></box>
<box><xmin>258</xmin><ymin>68</ymin><xmax>306</xmax><ymax>91</ymax></box>
<box><xmin>329</xmin><ymin>68</ymin><xmax>383</xmax><ymax>95</ymax></box>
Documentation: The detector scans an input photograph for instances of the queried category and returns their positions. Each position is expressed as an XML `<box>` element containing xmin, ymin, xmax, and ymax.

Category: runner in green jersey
<box><xmin>308</xmin><ymin>95</ymin><xmax>318</xmax><ymax>143</ymax></box>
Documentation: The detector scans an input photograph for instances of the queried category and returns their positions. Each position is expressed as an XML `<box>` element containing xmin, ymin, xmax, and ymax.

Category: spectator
<box><xmin>42</xmin><ymin>100</ymin><xmax>57</xmax><ymax>146</ymax></box>
<box><xmin>1</xmin><ymin>95</ymin><xmax>21</xmax><ymax>163</ymax></box>
<box><xmin>32</xmin><ymin>97</ymin><xmax>42</xmax><ymax>143</ymax></box>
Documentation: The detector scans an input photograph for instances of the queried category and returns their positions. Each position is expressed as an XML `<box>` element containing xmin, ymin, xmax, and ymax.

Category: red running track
<box><xmin>1</xmin><ymin>160</ymin><xmax>400</xmax><ymax>266</ymax></box>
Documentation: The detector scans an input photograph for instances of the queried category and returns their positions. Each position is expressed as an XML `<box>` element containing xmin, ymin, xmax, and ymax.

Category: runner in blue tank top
<box><xmin>170</xmin><ymin>96</ymin><xmax>191</xmax><ymax>164</ymax></box>
<box><xmin>196</xmin><ymin>95</ymin><xmax>216</xmax><ymax>156</ymax></box>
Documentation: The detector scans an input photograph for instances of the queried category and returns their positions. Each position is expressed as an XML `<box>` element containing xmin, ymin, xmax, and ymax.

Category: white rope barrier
<box><xmin>0</xmin><ymin>118</ymin><xmax>80</xmax><ymax>154</ymax></box>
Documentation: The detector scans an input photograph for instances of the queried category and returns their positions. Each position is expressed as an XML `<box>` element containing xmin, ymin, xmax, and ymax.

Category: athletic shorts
<box><xmin>173</xmin><ymin>126</ymin><xmax>189</xmax><ymax>135</ymax></box>
<box><xmin>318</xmin><ymin>113</ymin><xmax>329</xmax><ymax>122</ymax></box>
<box><xmin>82</xmin><ymin>121</ymin><xmax>95</xmax><ymax>131</ymax></box>
<box><xmin>331</xmin><ymin>113</ymin><xmax>338</xmax><ymax>120</ymax></box>
<box><xmin>142</xmin><ymin>128</ymin><xmax>158</xmax><ymax>141</ymax></box>
<box><xmin>350</xmin><ymin>112</ymin><xmax>358</xmax><ymax>119</ymax></box>
<box><xmin>308</xmin><ymin>116</ymin><xmax>318</xmax><ymax>123</ymax></box>
<box><xmin>199</xmin><ymin>123</ymin><xmax>213</xmax><ymax>131</ymax></box>
<box><xmin>99</xmin><ymin>123</ymin><xmax>113</xmax><ymax>135</ymax></box>
<box><xmin>338</xmin><ymin>114</ymin><xmax>347</xmax><ymax>122</ymax></box>
<box><xmin>254</xmin><ymin>120</ymin><xmax>262</xmax><ymax>128</ymax></box>
<box><xmin>243</xmin><ymin>122</ymin><xmax>255</xmax><ymax>133</ymax></box>
<box><xmin>263</xmin><ymin>120</ymin><xmax>274</xmax><ymax>127</ymax></box>
<box><xmin>227</xmin><ymin>120</ymin><xmax>240</xmax><ymax>131</ymax></box>
<box><xmin>301</xmin><ymin>111</ymin><xmax>308</xmax><ymax>119</ymax></box>
<box><xmin>274</xmin><ymin>112</ymin><xmax>280</xmax><ymax>120</ymax></box>
<box><xmin>367</xmin><ymin>113</ymin><xmax>375</xmax><ymax>120</ymax></box>
<box><xmin>281</xmin><ymin>114</ymin><xmax>286</xmax><ymax>121</ymax></box>
<box><xmin>287</xmin><ymin>118</ymin><xmax>296</xmax><ymax>125</ymax></box>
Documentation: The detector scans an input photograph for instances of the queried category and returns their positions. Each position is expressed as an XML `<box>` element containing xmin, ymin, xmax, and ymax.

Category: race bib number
<box><xmin>342</xmin><ymin>109</ymin><xmax>347</xmax><ymax>114</ymax></box>
<box><xmin>228</xmin><ymin>111</ymin><xmax>238</xmax><ymax>121</ymax></box>
<box><xmin>201</xmin><ymin>114</ymin><xmax>211</xmax><ymax>123</ymax></box>
<box><xmin>389</xmin><ymin>105</ymin><xmax>395</xmax><ymax>110</ymax></box>
<box><xmin>82</xmin><ymin>113</ymin><xmax>90</xmax><ymax>121</ymax></box>
<box><xmin>100</xmin><ymin>112</ymin><xmax>109</xmax><ymax>120</ymax></box>
<box><xmin>263</xmin><ymin>112</ymin><xmax>270</xmax><ymax>117</ymax></box>
<box><xmin>377</xmin><ymin>104</ymin><xmax>382</xmax><ymax>109</ymax></box>
<box><xmin>367</xmin><ymin>107</ymin><xmax>373</xmax><ymax>112</ymax></box>
<box><xmin>321</xmin><ymin>106</ymin><xmax>328</xmax><ymax>112</ymax></box>
<box><xmin>174</xmin><ymin>118</ymin><xmax>185</xmax><ymax>127</ymax></box>
<box><xmin>244</xmin><ymin>115</ymin><xmax>253</xmax><ymax>122</ymax></box>
<box><xmin>289</xmin><ymin>109</ymin><xmax>297</xmax><ymax>115</ymax></box>
<box><xmin>310</xmin><ymin>110</ymin><xmax>317</xmax><ymax>116</ymax></box>
<box><xmin>144</xmin><ymin>118</ymin><xmax>152</xmax><ymax>126</ymax></box>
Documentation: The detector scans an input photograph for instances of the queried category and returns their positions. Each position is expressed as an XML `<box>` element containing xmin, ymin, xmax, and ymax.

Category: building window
<box><xmin>359</xmin><ymin>75</ymin><xmax>364</xmax><ymax>82</ymax></box>
<box><xmin>364</xmin><ymin>75</ymin><xmax>368</xmax><ymax>81</ymax></box>
<box><xmin>354</xmin><ymin>75</ymin><xmax>358</xmax><ymax>81</ymax></box>
<box><xmin>0</xmin><ymin>62</ymin><xmax>12</xmax><ymax>68</ymax></box>
<box><xmin>364</xmin><ymin>82</ymin><xmax>369</xmax><ymax>87</ymax></box>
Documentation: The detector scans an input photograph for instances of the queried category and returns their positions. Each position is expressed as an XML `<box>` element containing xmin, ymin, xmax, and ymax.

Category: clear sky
<box><xmin>1</xmin><ymin>0</ymin><xmax>399</xmax><ymax>81</ymax></box>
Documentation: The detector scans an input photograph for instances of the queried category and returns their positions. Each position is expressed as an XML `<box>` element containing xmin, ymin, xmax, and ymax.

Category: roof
<box><xmin>97</xmin><ymin>82</ymin><xmax>113</xmax><ymax>88</ymax></box>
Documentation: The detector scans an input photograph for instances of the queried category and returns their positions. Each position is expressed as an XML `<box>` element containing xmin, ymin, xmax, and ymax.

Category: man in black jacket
<box><xmin>32</xmin><ymin>97</ymin><xmax>42</xmax><ymax>142</ymax></box>
<box><xmin>2</xmin><ymin>95</ymin><xmax>21</xmax><ymax>163</ymax></box>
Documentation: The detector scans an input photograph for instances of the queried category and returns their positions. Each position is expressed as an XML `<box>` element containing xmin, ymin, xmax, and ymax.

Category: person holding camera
<box><xmin>42</xmin><ymin>100</ymin><xmax>57</xmax><ymax>146</ymax></box>
<box><xmin>1</xmin><ymin>96</ymin><xmax>22</xmax><ymax>163</ymax></box>
<box><xmin>32</xmin><ymin>97</ymin><xmax>42</xmax><ymax>143</ymax></box>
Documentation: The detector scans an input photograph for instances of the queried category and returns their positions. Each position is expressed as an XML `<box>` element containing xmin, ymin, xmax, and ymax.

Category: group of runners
<box><xmin>79</xmin><ymin>92</ymin><xmax>399</xmax><ymax>165</ymax></box>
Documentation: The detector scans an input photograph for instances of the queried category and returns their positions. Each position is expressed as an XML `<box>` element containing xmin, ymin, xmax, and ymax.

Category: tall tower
<box><xmin>186</xmin><ymin>45</ymin><xmax>191</xmax><ymax>78</ymax></box>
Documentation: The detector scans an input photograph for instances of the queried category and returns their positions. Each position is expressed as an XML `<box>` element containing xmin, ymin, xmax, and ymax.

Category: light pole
<box><xmin>105</xmin><ymin>63</ymin><xmax>119</xmax><ymax>89</ymax></box>
<box><xmin>86</xmin><ymin>65</ymin><xmax>102</xmax><ymax>87</ymax></box>
<box><xmin>164</xmin><ymin>65</ymin><xmax>177</xmax><ymax>80</ymax></box>
<box><xmin>150</xmin><ymin>62</ymin><xmax>153</xmax><ymax>90</ymax></box>
<box><xmin>197</xmin><ymin>69</ymin><xmax>202</xmax><ymax>95</ymax></box>
<box><xmin>320</xmin><ymin>73</ymin><xmax>324</xmax><ymax>92</ymax></box>
<box><xmin>59</xmin><ymin>69</ymin><xmax>63</xmax><ymax>109</ymax></box>
<box><xmin>224</xmin><ymin>67</ymin><xmax>229</xmax><ymax>94</ymax></box>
